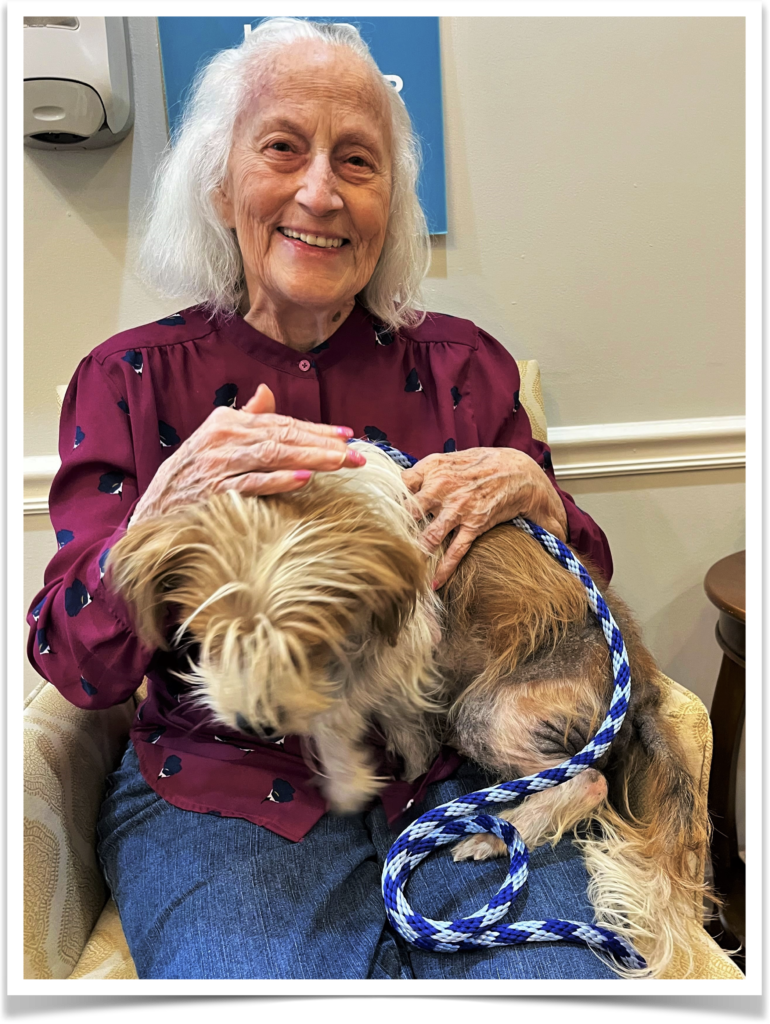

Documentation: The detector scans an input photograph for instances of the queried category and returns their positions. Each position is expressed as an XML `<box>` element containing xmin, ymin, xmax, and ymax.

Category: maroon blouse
<box><xmin>27</xmin><ymin>302</ymin><xmax>612</xmax><ymax>841</ymax></box>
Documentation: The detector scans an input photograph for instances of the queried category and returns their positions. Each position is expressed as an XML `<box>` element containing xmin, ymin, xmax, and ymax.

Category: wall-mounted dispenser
<box><xmin>24</xmin><ymin>17</ymin><xmax>133</xmax><ymax>150</ymax></box>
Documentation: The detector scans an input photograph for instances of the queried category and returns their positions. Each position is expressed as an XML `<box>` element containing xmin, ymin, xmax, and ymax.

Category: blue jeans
<box><xmin>97</xmin><ymin>742</ymin><xmax>620</xmax><ymax>980</ymax></box>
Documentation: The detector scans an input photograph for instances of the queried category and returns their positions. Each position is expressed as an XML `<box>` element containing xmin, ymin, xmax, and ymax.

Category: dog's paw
<box><xmin>451</xmin><ymin>833</ymin><xmax>507</xmax><ymax>862</ymax></box>
<box><xmin>328</xmin><ymin>794</ymin><xmax>369</xmax><ymax>815</ymax></box>
<box><xmin>322</xmin><ymin>775</ymin><xmax>383</xmax><ymax>815</ymax></box>
<box><xmin>323</xmin><ymin>783</ymin><xmax>370</xmax><ymax>815</ymax></box>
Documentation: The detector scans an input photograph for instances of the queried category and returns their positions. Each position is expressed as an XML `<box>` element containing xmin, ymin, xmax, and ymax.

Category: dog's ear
<box><xmin>104</xmin><ymin>511</ymin><xmax>205</xmax><ymax>650</ymax></box>
<box><xmin>364</xmin><ymin>533</ymin><xmax>431</xmax><ymax>644</ymax></box>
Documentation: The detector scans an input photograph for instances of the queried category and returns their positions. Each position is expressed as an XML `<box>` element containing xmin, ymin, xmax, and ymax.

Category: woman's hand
<box><xmin>131</xmin><ymin>384</ymin><xmax>364</xmax><ymax>525</ymax></box>
<box><xmin>402</xmin><ymin>447</ymin><xmax>568</xmax><ymax>589</ymax></box>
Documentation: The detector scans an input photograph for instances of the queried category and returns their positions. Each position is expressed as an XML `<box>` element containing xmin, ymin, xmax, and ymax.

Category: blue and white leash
<box><xmin>364</xmin><ymin>440</ymin><xmax>646</xmax><ymax>972</ymax></box>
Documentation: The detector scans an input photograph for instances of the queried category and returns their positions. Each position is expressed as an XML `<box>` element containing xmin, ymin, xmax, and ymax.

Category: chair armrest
<box><xmin>24</xmin><ymin>683</ymin><xmax>134</xmax><ymax>978</ymax></box>
<box><xmin>630</xmin><ymin>673</ymin><xmax>713</xmax><ymax>907</ymax></box>
<box><xmin>656</xmin><ymin>673</ymin><xmax>713</xmax><ymax>806</ymax></box>
<box><xmin>515</xmin><ymin>359</ymin><xmax>548</xmax><ymax>443</ymax></box>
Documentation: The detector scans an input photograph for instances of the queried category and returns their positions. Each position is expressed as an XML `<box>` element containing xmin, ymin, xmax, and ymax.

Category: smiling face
<box><xmin>216</xmin><ymin>40</ymin><xmax>393</xmax><ymax>327</ymax></box>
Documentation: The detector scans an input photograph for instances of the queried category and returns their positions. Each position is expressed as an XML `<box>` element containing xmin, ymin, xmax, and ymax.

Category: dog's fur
<box><xmin>107</xmin><ymin>441</ymin><xmax>713</xmax><ymax>977</ymax></box>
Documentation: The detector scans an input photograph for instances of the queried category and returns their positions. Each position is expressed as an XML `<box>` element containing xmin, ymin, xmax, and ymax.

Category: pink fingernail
<box><xmin>335</xmin><ymin>426</ymin><xmax>354</xmax><ymax>437</ymax></box>
<box><xmin>294</xmin><ymin>470</ymin><xmax>313</xmax><ymax>481</ymax></box>
<box><xmin>347</xmin><ymin>451</ymin><xmax>367</xmax><ymax>465</ymax></box>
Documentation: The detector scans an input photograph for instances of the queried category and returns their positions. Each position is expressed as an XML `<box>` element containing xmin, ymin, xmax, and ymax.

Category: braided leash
<box><xmin>352</xmin><ymin>440</ymin><xmax>645</xmax><ymax>969</ymax></box>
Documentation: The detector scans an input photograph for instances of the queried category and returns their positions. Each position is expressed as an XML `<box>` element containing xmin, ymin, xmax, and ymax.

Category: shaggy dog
<box><xmin>107</xmin><ymin>441</ymin><xmax>713</xmax><ymax>977</ymax></box>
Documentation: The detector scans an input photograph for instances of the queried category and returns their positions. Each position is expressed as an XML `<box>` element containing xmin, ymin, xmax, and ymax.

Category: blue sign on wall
<box><xmin>157</xmin><ymin>16</ymin><xmax>447</xmax><ymax>235</ymax></box>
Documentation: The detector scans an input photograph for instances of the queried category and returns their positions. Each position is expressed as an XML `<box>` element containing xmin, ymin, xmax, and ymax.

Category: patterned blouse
<box><xmin>27</xmin><ymin>301</ymin><xmax>612</xmax><ymax>841</ymax></box>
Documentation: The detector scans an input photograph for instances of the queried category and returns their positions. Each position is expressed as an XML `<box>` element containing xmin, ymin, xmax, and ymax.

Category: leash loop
<box><xmin>380</xmin><ymin>509</ymin><xmax>647</xmax><ymax>973</ymax></box>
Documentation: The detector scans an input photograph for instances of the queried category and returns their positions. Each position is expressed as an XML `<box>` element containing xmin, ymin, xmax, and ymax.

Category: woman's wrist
<box><xmin>540</xmin><ymin>488</ymin><xmax>569</xmax><ymax>543</ymax></box>
<box><xmin>545</xmin><ymin>487</ymin><xmax>569</xmax><ymax>542</ymax></box>
<box><xmin>130</xmin><ymin>476</ymin><xmax>166</xmax><ymax>526</ymax></box>
<box><xmin>512</xmin><ymin>452</ymin><xmax>568</xmax><ymax>542</ymax></box>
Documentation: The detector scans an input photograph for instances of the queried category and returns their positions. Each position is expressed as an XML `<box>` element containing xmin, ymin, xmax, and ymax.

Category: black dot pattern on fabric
<box><xmin>122</xmin><ymin>350</ymin><xmax>143</xmax><ymax>375</ymax></box>
<box><xmin>309</xmin><ymin>339</ymin><xmax>330</xmax><ymax>353</ymax></box>
<box><xmin>513</xmin><ymin>389</ymin><xmax>521</xmax><ymax>412</ymax></box>
<box><xmin>542</xmin><ymin>450</ymin><xmax>553</xmax><ymax>471</ymax></box>
<box><xmin>364</xmin><ymin>426</ymin><xmax>388</xmax><ymax>442</ymax></box>
<box><xmin>443</xmin><ymin>439</ymin><xmax>456</xmax><ymax>453</ymax></box>
<box><xmin>64</xmin><ymin>579</ymin><xmax>91</xmax><ymax>617</ymax></box>
<box><xmin>74</xmin><ymin>426</ymin><xmax>85</xmax><ymax>448</ymax></box>
<box><xmin>213</xmin><ymin>383</ymin><xmax>238</xmax><ymax>408</ymax></box>
<box><xmin>159</xmin><ymin>420</ymin><xmax>181</xmax><ymax>447</ymax></box>
<box><xmin>374</xmin><ymin>326</ymin><xmax>395</xmax><ymax>347</ymax></box>
<box><xmin>156</xmin><ymin>313</ymin><xmax>186</xmax><ymax>326</ymax></box>
<box><xmin>98</xmin><ymin>472</ymin><xmax>124</xmax><ymax>498</ymax></box>
<box><xmin>56</xmin><ymin>529</ymin><xmax>74</xmax><ymax>549</ymax></box>
<box><xmin>117</xmin><ymin>398</ymin><xmax>129</xmax><ymax>414</ymax></box>
<box><xmin>80</xmin><ymin>676</ymin><xmax>97</xmax><ymax>696</ymax></box>
<box><xmin>98</xmin><ymin>548</ymin><xmax>111</xmax><ymax>579</ymax></box>
<box><xmin>158</xmin><ymin>754</ymin><xmax>182</xmax><ymax>778</ymax></box>
<box><xmin>451</xmin><ymin>386</ymin><xmax>462</xmax><ymax>408</ymax></box>
<box><xmin>404</xmin><ymin>368</ymin><xmax>423</xmax><ymax>393</ymax></box>
<box><xmin>263</xmin><ymin>779</ymin><xmax>295</xmax><ymax>804</ymax></box>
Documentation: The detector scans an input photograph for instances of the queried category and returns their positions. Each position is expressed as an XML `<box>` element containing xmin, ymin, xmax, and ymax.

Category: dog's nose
<box><xmin>235</xmin><ymin>713</ymin><xmax>258</xmax><ymax>736</ymax></box>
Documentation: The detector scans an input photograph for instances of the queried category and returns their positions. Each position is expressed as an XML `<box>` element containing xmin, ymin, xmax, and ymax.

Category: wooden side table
<box><xmin>704</xmin><ymin>550</ymin><xmax>745</xmax><ymax>973</ymax></box>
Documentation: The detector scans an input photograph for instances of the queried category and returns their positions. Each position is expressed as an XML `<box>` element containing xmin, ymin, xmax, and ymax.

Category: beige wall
<box><xmin>24</xmin><ymin>18</ymin><xmax>173</xmax><ymax>459</ymax></box>
<box><xmin>424</xmin><ymin>17</ymin><xmax>745</xmax><ymax>426</ymax></box>
<box><xmin>23</xmin><ymin>14</ymin><xmax>745</xmax><ymax>839</ymax></box>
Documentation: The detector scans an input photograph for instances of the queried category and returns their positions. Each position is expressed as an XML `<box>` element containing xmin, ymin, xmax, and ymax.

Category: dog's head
<box><xmin>107</xmin><ymin>478</ymin><xmax>432</xmax><ymax>737</ymax></box>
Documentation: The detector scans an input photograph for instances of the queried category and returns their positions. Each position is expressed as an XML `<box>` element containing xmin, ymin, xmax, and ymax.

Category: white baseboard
<box><xmin>23</xmin><ymin>415</ymin><xmax>745</xmax><ymax>516</ymax></box>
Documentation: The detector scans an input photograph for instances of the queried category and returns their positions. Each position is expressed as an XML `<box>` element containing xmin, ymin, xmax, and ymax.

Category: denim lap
<box><xmin>97</xmin><ymin>743</ymin><xmax>619</xmax><ymax>980</ymax></box>
<box><xmin>97</xmin><ymin>743</ymin><xmax>392</xmax><ymax>979</ymax></box>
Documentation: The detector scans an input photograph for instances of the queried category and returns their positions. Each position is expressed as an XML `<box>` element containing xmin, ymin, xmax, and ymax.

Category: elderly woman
<box><xmin>28</xmin><ymin>18</ymin><xmax>617</xmax><ymax>980</ymax></box>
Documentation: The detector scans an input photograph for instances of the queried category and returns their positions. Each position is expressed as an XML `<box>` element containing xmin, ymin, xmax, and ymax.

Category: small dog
<box><xmin>107</xmin><ymin>441</ymin><xmax>712</xmax><ymax>977</ymax></box>
<box><xmin>109</xmin><ymin>445</ymin><xmax>445</xmax><ymax>814</ymax></box>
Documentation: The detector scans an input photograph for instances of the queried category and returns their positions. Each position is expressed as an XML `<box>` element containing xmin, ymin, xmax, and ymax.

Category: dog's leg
<box><xmin>346</xmin><ymin>595</ymin><xmax>445</xmax><ymax>785</ymax></box>
<box><xmin>445</xmin><ymin>654</ymin><xmax>611</xmax><ymax>863</ymax></box>
<box><xmin>452</xmin><ymin>768</ymin><xmax>608</xmax><ymax>861</ymax></box>
<box><xmin>375</xmin><ymin>711</ymin><xmax>438</xmax><ymax>782</ymax></box>
<box><xmin>312</xmin><ymin>704</ymin><xmax>386</xmax><ymax>814</ymax></box>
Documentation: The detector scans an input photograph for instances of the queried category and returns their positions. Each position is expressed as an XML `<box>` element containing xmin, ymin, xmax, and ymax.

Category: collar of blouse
<box><xmin>221</xmin><ymin>300</ymin><xmax>379</xmax><ymax>376</ymax></box>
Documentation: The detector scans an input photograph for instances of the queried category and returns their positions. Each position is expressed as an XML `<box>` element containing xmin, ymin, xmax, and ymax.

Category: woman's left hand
<box><xmin>402</xmin><ymin>447</ymin><xmax>569</xmax><ymax>589</ymax></box>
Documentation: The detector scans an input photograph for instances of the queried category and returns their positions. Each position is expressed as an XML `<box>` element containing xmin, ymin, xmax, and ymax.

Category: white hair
<box><xmin>139</xmin><ymin>17</ymin><xmax>431</xmax><ymax>332</ymax></box>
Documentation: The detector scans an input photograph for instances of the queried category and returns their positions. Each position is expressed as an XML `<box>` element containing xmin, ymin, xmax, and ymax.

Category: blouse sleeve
<box><xmin>470</xmin><ymin>327</ymin><xmax>614</xmax><ymax>582</ymax></box>
<box><xmin>26</xmin><ymin>354</ymin><xmax>155</xmax><ymax>708</ymax></box>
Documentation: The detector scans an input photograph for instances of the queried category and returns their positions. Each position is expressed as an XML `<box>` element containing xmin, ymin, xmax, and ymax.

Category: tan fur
<box><xmin>108</xmin><ymin>444</ymin><xmax>714</xmax><ymax>977</ymax></box>
<box><xmin>107</xmin><ymin>443</ymin><xmax>445</xmax><ymax>812</ymax></box>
